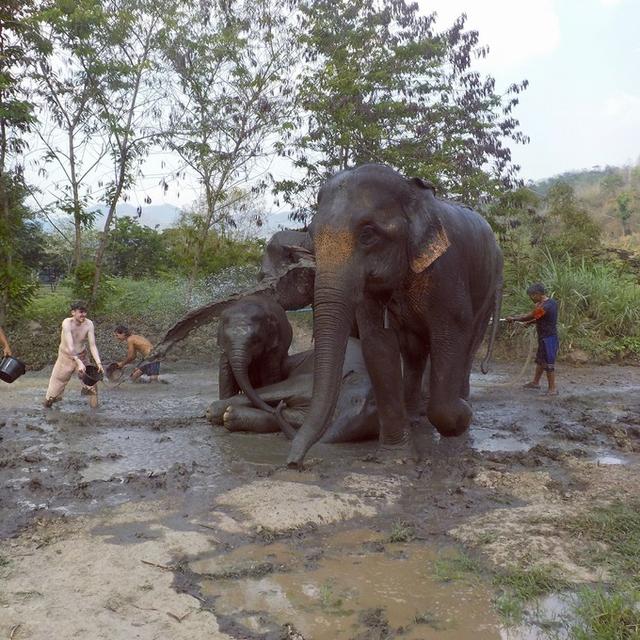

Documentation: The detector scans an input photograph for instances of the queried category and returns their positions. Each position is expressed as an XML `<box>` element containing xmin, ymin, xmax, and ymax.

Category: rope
<box><xmin>474</xmin><ymin>323</ymin><xmax>537</xmax><ymax>388</ymax></box>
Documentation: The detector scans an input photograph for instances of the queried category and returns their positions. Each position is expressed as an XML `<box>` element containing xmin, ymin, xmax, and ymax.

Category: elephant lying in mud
<box><xmin>207</xmin><ymin>338</ymin><xmax>380</xmax><ymax>443</ymax></box>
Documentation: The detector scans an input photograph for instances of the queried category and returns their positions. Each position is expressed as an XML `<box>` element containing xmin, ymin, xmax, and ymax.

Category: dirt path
<box><xmin>1</xmin><ymin>362</ymin><xmax>639</xmax><ymax>638</ymax></box>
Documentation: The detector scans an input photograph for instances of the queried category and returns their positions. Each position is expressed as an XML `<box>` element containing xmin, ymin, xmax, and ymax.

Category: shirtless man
<box><xmin>113</xmin><ymin>325</ymin><xmax>160</xmax><ymax>382</ymax></box>
<box><xmin>44</xmin><ymin>301</ymin><xmax>104</xmax><ymax>409</ymax></box>
<box><xmin>0</xmin><ymin>326</ymin><xmax>12</xmax><ymax>357</ymax></box>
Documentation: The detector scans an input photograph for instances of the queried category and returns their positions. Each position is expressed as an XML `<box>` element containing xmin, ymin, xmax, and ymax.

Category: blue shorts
<box><xmin>137</xmin><ymin>360</ymin><xmax>160</xmax><ymax>376</ymax></box>
<box><xmin>536</xmin><ymin>336</ymin><xmax>559</xmax><ymax>372</ymax></box>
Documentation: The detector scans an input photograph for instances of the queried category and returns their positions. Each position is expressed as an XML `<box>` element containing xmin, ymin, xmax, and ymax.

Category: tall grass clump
<box><xmin>503</xmin><ymin>251</ymin><xmax>640</xmax><ymax>358</ymax></box>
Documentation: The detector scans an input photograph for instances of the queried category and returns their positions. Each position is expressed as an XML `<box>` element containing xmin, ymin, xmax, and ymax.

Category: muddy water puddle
<box><xmin>194</xmin><ymin>530</ymin><xmax>535</xmax><ymax>639</ymax></box>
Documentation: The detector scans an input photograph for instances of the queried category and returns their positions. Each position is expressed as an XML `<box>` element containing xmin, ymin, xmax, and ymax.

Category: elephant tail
<box><xmin>481</xmin><ymin>277</ymin><xmax>503</xmax><ymax>374</ymax></box>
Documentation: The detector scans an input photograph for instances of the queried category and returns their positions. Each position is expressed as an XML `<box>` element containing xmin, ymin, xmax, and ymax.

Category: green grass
<box><xmin>387</xmin><ymin>520</ymin><xmax>415</xmax><ymax>543</ymax></box>
<box><xmin>433</xmin><ymin>551</ymin><xmax>483</xmax><ymax>583</ymax></box>
<box><xmin>570</xmin><ymin>587</ymin><xmax>640</xmax><ymax>640</ymax></box>
<box><xmin>502</xmin><ymin>252</ymin><xmax>640</xmax><ymax>359</ymax></box>
<box><xmin>564</xmin><ymin>500</ymin><xmax>640</xmax><ymax>587</ymax></box>
<box><xmin>492</xmin><ymin>566</ymin><xmax>570</xmax><ymax>623</ymax></box>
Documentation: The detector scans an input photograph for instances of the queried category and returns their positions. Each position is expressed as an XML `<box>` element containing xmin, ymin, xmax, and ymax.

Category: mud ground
<box><xmin>1</xmin><ymin>360</ymin><xmax>639</xmax><ymax>639</ymax></box>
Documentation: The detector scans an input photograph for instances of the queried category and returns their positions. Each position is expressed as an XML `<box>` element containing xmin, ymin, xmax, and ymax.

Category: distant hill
<box><xmin>90</xmin><ymin>203</ymin><xmax>182</xmax><ymax>230</ymax></box>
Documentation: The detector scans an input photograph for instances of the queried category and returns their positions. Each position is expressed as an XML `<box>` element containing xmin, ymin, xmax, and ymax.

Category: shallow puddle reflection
<box><xmin>196</xmin><ymin>530</ymin><xmax>515</xmax><ymax>639</ymax></box>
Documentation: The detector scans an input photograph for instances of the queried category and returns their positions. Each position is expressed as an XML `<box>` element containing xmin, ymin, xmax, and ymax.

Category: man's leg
<box><xmin>44</xmin><ymin>356</ymin><xmax>76</xmax><ymax>407</ymax></box>
<box><xmin>523</xmin><ymin>364</ymin><xmax>544</xmax><ymax>389</ymax></box>
<box><xmin>545</xmin><ymin>370</ymin><xmax>557</xmax><ymax>394</ymax></box>
<box><xmin>130</xmin><ymin>368</ymin><xmax>143</xmax><ymax>382</ymax></box>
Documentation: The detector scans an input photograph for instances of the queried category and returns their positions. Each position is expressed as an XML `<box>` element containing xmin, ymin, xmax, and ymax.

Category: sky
<box><xmin>34</xmin><ymin>0</ymin><xmax>640</xmax><ymax>223</ymax></box>
<box><xmin>421</xmin><ymin>0</ymin><xmax>640</xmax><ymax>181</ymax></box>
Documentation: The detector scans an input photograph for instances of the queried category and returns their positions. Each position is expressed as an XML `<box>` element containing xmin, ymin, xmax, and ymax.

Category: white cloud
<box><xmin>604</xmin><ymin>92</ymin><xmax>640</xmax><ymax>120</ymax></box>
<box><xmin>418</xmin><ymin>0</ymin><xmax>561</xmax><ymax>70</ymax></box>
<box><xmin>600</xmin><ymin>0</ymin><xmax>623</xmax><ymax>6</ymax></box>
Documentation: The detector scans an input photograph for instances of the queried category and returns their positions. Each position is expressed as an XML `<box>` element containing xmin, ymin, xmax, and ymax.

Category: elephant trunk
<box><xmin>228</xmin><ymin>347</ymin><xmax>275</xmax><ymax>414</ymax></box>
<box><xmin>287</xmin><ymin>275</ymin><xmax>353</xmax><ymax>467</ymax></box>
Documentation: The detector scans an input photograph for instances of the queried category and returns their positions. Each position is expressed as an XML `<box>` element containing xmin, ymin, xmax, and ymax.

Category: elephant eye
<box><xmin>358</xmin><ymin>225</ymin><xmax>378</xmax><ymax>246</ymax></box>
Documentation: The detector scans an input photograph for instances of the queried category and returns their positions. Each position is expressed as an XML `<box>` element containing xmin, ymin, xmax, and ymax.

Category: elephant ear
<box><xmin>406</xmin><ymin>177</ymin><xmax>450</xmax><ymax>274</ymax></box>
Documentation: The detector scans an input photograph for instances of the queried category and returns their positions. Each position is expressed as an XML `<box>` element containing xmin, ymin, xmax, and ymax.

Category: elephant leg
<box><xmin>356</xmin><ymin>300</ymin><xmax>409</xmax><ymax>448</ymax></box>
<box><xmin>400</xmin><ymin>333</ymin><xmax>429</xmax><ymax>422</ymax></box>
<box><xmin>223</xmin><ymin>406</ymin><xmax>281</xmax><ymax>433</ymax></box>
<box><xmin>427</xmin><ymin>321</ymin><xmax>474</xmax><ymax>438</ymax></box>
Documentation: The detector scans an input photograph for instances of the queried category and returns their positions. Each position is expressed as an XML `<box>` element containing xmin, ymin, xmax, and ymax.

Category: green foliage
<box><xmin>106</xmin><ymin>276</ymin><xmax>188</xmax><ymax>330</ymax></box>
<box><xmin>564</xmin><ymin>500</ymin><xmax>640</xmax><ymax>587</ymax></box>
<box><xmin>570</xmin><ymin>587</ymin><xmax>640</xmax><ymax>640</ymax></box>
<box><xmin>387</xmin><ymin>520</ymin><xmax>415</xmax><ymax>543</ymax></box>
<box><xmin>72</xmin><ymin>261</ymin><xmax>113</xmax><ymax>311</ymax></box>
<box><xmin>275</xmin><ymin>0</ymin><xmax>529</xmax><ymax>219</ymax></box>
<box><xmin>433</xmin><ymin>551</ymin><xmax>483</xmax><ymax>583</ymax></box>
<box><xmin>492</xmin><ymin>566</ymin><xmax>569</xmax><ymax>623</ymax></box>
<box><xmin>162</xmin><ymin>224</ymin><xmax>263</xmax><ymax>278</ymax></box>
<box><xmin>544</xmin><ymin>182</ymin><xmax>601</xmax><ymax>258</ymax></box>
<box><xmin>106</xmin><ymin>217</ymin><xmax>167</xmax><ymax>277</ymax></box>
<box><xmin>0</xmin><ymin>176</ymin><xmax>39</xmax><ymax>320</ymax></box>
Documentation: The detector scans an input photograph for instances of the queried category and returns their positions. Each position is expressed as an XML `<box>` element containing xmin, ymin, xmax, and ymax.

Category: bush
<box><xmin>503</xmin><ymin>252</ymin><xmax>640</xmax><ymax>359</ymax></box>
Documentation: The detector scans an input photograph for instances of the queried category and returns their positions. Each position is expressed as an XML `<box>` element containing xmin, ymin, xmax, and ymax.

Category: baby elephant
<box><xmin>217</xmin><ymin>294</ymin><xmax>292</xmax><ymax>414</ymax></box>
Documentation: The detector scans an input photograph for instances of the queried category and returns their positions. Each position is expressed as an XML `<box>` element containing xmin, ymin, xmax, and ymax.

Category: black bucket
<box><xmin>81</xmin><ymin>365</ymin><xmax>103</xmax><ymax>387</ymax></box>
<box><xmin>0</xmin><ymin>355</ymin><xmax>26</xmax><ymax>383</ymax></box>
<box><xmin>105</xmin><ymin>362</ymin><xmax>121</xmax><ymax>382</ymax></box>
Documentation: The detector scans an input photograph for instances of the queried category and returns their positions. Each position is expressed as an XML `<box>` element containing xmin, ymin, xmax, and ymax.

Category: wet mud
<box><xmin>1</xmin><ymin>361</ymin><xmax>639</xmax><ymax>638</ymax></box>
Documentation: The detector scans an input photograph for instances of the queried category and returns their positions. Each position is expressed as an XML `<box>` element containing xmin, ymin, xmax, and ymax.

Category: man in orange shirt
<box><xmin>506</xmin><ymin>283</ymin><xmax>559</xmax><ymax>395</ymax></box>
<box><xmin>113</xmin><ymin>325</ymin><xmax>160</xmax><ymax>382</ymax></box>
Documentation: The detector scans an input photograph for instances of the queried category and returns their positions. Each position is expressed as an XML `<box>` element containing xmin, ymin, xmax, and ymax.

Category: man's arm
<box><xmin>0</xmin><ymin>326</ymin><xmax>11</xmax><ymax>356</ymax></box>
<box><xmin>506</xmin><ymin>310</ymin><xmax>536</xmax><ymax>324</ymax></box>
<box><xmin>117</xmin><ymin>338</ymin><xmax>137</xmax><ymax>368</ymax></box>
<box><xmin>86</xmin><ymin>321</ymin><xmax>103</xmax><ymax>373</ymax></box>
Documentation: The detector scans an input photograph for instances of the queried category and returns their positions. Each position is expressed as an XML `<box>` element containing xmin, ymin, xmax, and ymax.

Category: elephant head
<box><xmin>217</xmin><ymin>295</ymin><xmax>292</xmax><ymax>414</ymax></box>
<box><xmin>287</xmin><ymin>164</ymin><xmax>453</xmax><ymax>466</ymax></box>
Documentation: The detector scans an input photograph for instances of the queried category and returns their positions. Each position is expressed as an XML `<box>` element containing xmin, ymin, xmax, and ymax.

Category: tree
<box><xmin>84</xmin><ymin>0</ymin><xmax>176</xmax><ymax>305</ymax></box>
<box><xmin>106</xmin><ymin>217</ymin><xmax>166</xmax><ymax>277</ymax></box>
<box><xmin>0</xmin><ymin>0</ymin><xmax>42</xmax><ymax>321</ymax></box>
<box><xmin>274</xmin><ymin>0</ymin><xmax>529</xmax><ymax>220</ymax></box>
<box><xmin>160</xmin><ymin>0</ymin><xmax>297</xmax><ymax>302</ymax></box>
<box><xmin>545</xmin><ymin>182</ymin><xmax>601</xmax><ymax>258</ymax></box>
<box><xmin>31</xmin><ymin>0</ymin><xmax>109</xmax><ymax>271</ymax></box>
<box><xmin>614</xmin><ymin>191</ymin><xmax>636</xmax><ymax>236</ymax></box>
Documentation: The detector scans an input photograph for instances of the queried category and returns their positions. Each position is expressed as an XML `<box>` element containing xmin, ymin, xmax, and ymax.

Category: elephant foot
<box><xmin>224</xmin><ymin>405</ymin><xmax>281</xmax><ymax>434</ymax></box>
<box><xmin>427</xmin><ymin>398</ymin><xmax>472</xmax><ymax>438</ymax></box>
<box><xmin>206</xmin><ymin>402</ymin><xmax>229</xmax><ymax>425</ymax></box>
<box><xmin>371</xmin><ymin>438</ymin><xmax>414</xmax><ymax>465</ymax></box>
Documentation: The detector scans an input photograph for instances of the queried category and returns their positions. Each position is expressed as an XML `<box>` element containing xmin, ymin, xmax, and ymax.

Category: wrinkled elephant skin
<box><xmin>287</xmin><ymin>164</ymin><xmax>503</xmax><ymax>467</ymax></box>
<box><xmin>207</xmin><ymin>338</ymin><xmax>380</xmax><ymax>443</ymax></box>
<box><xmin>217</xmin><ymin>294</ymin><xmax>293</xmax><ymax>414</ymax></box>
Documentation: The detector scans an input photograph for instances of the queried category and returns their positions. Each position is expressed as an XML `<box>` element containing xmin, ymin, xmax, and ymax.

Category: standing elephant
<box><xmin>258</xmin><ymin>229</ymin><xmax>315</xmax><ymax>310</ymax></box>
<box><xmin>287</xmin><ymin>164</ymin><xmax>503</xmax><ymax>467</ymax></box>
<box><xmin>217</xmin><ymin>294</ymin><xmax>292</xmax><ymax>414</ymax></box>
<box><xmin>258</xmin><ymin>229</ymin><xmax>313</xmax><ymax>281</ymax></box>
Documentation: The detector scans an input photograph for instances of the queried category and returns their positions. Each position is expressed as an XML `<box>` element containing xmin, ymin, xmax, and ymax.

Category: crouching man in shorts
<box><xmin>44</xmin><ymin>301</ymin><xmax>104</xmax><ymax>409</ymax></box>
<box><xmin>113</xmin><ymin>325</ymin><xmax>160</xmax><ymax>382</ymax></box>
